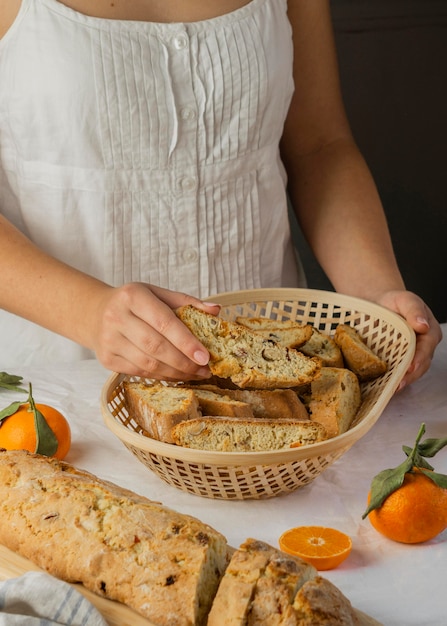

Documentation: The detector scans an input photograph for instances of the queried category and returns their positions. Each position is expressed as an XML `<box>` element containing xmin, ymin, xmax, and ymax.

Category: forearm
<box><xmin>0</xmin><ymin>215</ymin><xmax>111</xmax><ymax>349</ymax></box>
<box><xmin>285</xmin><ymin>138</ymin><xmax>406</xmax><ymax>301</ymax></box>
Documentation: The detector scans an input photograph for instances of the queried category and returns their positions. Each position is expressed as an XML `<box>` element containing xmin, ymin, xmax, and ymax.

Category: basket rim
<box><xmin>100</xmin><ymin>288</ymin><xmax>416</xmax><ymax>467</ymax></box>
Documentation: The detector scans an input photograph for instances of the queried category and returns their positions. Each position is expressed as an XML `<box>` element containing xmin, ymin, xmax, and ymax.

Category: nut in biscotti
<box><xmin>176</xmin><ymin>306</ymin><xmax>321</xmax><ymax>389</ymax></box>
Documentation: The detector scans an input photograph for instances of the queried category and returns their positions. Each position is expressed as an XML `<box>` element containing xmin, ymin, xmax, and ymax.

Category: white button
<box><xmin>180</xmin><ymin>176</ymin><xmax>198</xmax><ymax>192</ymax></box>
<box><xmin>183</xmin><ymin>248</ymin><xmax>199</xmax><ymax>262</ymax></box>
<box><xmin>180</xmin><ymin>107</ymin><xmax>196</xmax><ymax>122</ymax></box>
<box><xmin>173</xmin><ymin>34</ymin><xmax>188</xmax><ymax>50</ymax></box>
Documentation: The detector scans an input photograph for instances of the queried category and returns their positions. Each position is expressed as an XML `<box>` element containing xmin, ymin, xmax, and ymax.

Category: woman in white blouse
<box><xmin>0</xmin><ymin>0</ymin><xmax>441</xmax><ymax>387</ymax></box>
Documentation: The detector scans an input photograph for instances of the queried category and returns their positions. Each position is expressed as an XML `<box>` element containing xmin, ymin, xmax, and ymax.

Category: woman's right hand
<box><xmin>91</xmin><ymin>282</ymin><xmax>220</xmax><ymax>380</ymax></box>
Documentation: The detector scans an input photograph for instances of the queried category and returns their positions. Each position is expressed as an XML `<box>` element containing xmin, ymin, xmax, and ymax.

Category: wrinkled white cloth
<box><xmin>0</xmin><ymin>572</ymin><xmax>107</xmax><ymax>626</ymax></box>
<box><xmin>0</xmin><ymin>0</ymin><xmax>304</xmax><ymax>368</ymax></box>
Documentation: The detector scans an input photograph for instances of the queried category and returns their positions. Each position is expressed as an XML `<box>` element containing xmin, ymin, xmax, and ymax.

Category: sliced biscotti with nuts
<box><xmin>192</xmin><ymin>388</ymin><xmax>254</xmax><ymax>418</ymax></box>
<box><xmin>299</xmin><ymin>327</ymin><xmax>344</xmax><ymax>368</ymax></box>
<box><xmin>123</xmin><ymin>380</ymin><xmax>200</xmax><ymax>443</ymax></box>
<box><xmin>0</xmin><ymin>450</ymin><xmax>229</xmax><ymax>626</ymax></box>
<box><xmin>176</xmin><ymin>306</ymin><xmax>321</xmax><ymax>389</ymax></box>
<box><xmin>171</xmin><ymin>417</ymin><xmax>327</xmax><ymax>452</ymax></box>
<box><xmin>293</xmin><ymin>576</ymin><xmax>361</xmax><ymax>625</ymax></box>
<box><xmin>235</xmin><ymin>317</ymin><xmax>313</xmax><ymax>349</ymax></box>
<box><xmin>189</xmin><ymin>385</ymin><xmax>309</xmax><ymax>421</ymax></box>
<box><xmin>207</xmin><ymin>538</ymin><xmax>278</xmax><ymax>626</ymax></box>
<box><xmin>334</xmin><ymin>324</ymin><xmax>388</xmax><ymax>381</ymax></box>
<box><xmin>303</xmin><ymin>367</ymin><xmax>362</xmax><ymax>439</ymax></box>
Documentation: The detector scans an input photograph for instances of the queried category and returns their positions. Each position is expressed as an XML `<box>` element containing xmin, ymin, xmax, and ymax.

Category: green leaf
<box><xmin>33</xmin><ymin>405</ymin><xmax>58</xmax><ymax>457</ymax></box>
<box><xmin>419</xmin><ymin>469</ymin><xmax>447</xmax><ymax>490</ymax></box>
<box><xmin>417</xmin><ymin>437</ymin><xmax>447</xmax><ymax>458</ymax></box>
<box><xmin>362</xmin><ymin>457</ymin><xmax>413</xmax><ymax>519</ymax></box>
<box><xmin>0</xmin><ymin>371</ymin><xmax>27</xmax><ymax>393</ymax></box>
<box><xmin>0</xmin><ymin>401</ymin><xmax>24</xmax><ymax>423</ymax></box>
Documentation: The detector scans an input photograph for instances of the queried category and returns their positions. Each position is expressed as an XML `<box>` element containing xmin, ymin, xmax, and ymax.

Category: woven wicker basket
<box><xmin>101</xmin><ymin>288</ymin><xmax>415</xmax><ymax>500</ymax></box>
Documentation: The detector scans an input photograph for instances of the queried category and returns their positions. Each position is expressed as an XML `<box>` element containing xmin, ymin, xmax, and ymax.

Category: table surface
<box><xmin>1</xmin><ymin>324</ymin><xmax>446</xmax><ymax>626</ymax></box>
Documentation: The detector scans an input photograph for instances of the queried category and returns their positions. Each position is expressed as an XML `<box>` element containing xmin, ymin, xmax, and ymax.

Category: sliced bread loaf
<box><xmin>293</xmin><ymin>576</ymin><xmax>361</xmax><ymax>625</ymax></box>
<box><xmin>171</xmin><ymin>417</ymin><xmax>327</xmax><ymax>451</ymax></box>
<box><xmin>235</xmin><ymin>317</ymin><xmax>313</xmax><ymax>349</ymax></box>
<box><xmin>0</xmin><ymin>450</ymin><xmax>229</xmax><ymax>626</ymax></box>
<box><xmin>192</xmin><ymin>388</ymin><xmax>254</xmax><ymax>418</ymax></box>
<box><xmin>176</xmin><ymin>306</ymin><xmax>321</xmax><ymax>389</ymax></box>
<box><xmin>123</xmin><ymin>381</ymin><xmax>200</xmax><ymax>443</ymax></box>
<box><xmin>299</xmin><ymin>327</ymin><xmax>344</xmax><ymax>368</ymax></box>
<box><xmin>304</xmin><ymin>367</ymin><xmax>362</xmax><ymax>438</ymax></box>
<box><xmin>189</xmin><ymin>385</ymin><xmax>309</xmax><ymax>421</ymax></box>
<box><xmin>334</xmin><ymin>324</ymin><xmax>388</xmax><ymax>381</ymax></box>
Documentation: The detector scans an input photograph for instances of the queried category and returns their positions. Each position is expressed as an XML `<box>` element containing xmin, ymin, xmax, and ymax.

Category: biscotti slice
<box><xmin>304</xmin><ymin>367</ymin><xmax>362</xmax><ymax>438</ymax></box>
<box><xmin>299</xmin><ymin>327</ymin><xmax>344</xmax><ymax>368</ymax></box>
<box><xmin>334</xmin><ymin>324</ymin><xmax>388</xmax><ymax>381</ymax></box>
<box><xmin>293</xmin><ymin>576</ymin><xmax>361</xmax><ymax>625</ymax></box>
<box><xmin>207</xmin><ymin>538</ymin><xmax>278</xmax><ymax>626</ymax></box>
<box><xmin>192</xmin><ymin>388</ymin><xmax>254</xmax><ymax>418</ymax></box>
<box><xmin>171</xmin><ymin>417</ymin><xmax>327</xmax><ymax>451</ymax></box>
<box><xmin>123</xmin><ymin>380</ymin><xmax>200</xmax><ymax>443</ymax></box>
<box><xmin>0</xmin><ymin>450</ymin><xmax>229</xmax><ymax>626</ymax></box>
<box><xmin>235</xmin><ymin>317</ymin><xmax>313</xmax><ymax>349</ymax></box>
<box><xmin>247</xmin><ymin>551</ymin><xmax>317</xmax><ymax>626</ymax></box>
<box><xmin>176</xmin><ymin>305</ymin><xmax>321</xmax><ymax>389</ymax></box>
<box><xmin>191</xmin><ymin>385</ymin><xmax>309</xmax><ymax>421</ymax></box>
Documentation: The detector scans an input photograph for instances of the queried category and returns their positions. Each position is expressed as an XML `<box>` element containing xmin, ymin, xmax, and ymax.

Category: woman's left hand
<box><xmin>376</xmin><ymin>290</ymin><xmax>443</xmax><ymax>390</ymax></box>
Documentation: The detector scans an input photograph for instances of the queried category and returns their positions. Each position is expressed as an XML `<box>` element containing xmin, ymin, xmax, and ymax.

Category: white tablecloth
<box><xmin>1</xmin><ymin>324</ymin><xmax>446</xmax><ymax>626</ymax></box>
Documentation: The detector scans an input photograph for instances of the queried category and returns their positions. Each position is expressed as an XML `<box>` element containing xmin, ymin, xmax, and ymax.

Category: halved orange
<box><xmin>278</xmin><ymin>525</ymin><xmax>352</xmax><ymax>571</ymax></box>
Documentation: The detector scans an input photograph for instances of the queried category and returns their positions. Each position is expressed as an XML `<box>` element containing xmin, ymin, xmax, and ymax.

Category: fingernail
<box><xmin>204</xmin><ymin>302</ymin><xmax>221</xmax><ymax>308</ymax></box>
<box><xmin>397</xmin><ymin>380</ymin><xmax>406</xmax><ymax>392</ymax></box>
<box><xmin>416</xmin><ymin>316</ymin><xmax>429</xmax><ymax>328</ymax></box>
<box><xmin>194</xmin><ymin>350</ymin><xmax>209</xmax><ymax>366</ymax></box>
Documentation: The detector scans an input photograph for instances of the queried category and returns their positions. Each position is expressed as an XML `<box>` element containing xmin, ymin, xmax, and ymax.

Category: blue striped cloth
<box><xmin>0</xmin><ymin>572</ymin><xmax>108</xmax><ymax>625</ymax></box>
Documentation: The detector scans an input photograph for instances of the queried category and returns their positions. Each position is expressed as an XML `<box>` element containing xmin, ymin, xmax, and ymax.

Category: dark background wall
<box><xmin>291</xmin><ymin>0</ymin><xmax>447</xmax><ymax>322</ymax></box>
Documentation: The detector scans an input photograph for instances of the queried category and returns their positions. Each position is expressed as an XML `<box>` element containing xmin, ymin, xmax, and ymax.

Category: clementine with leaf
<box><xmin>364</xmin><ymin>423</ymin><xmax>447</xmax><ymax>544</ymax></box>
<box><xmin>0</xmin><ymin>384</ymin><xmax>71</xmax><ymax>460</ymax></box>
<box><xmin>278</xmin><ymin>526</ymin><xmax>352</xmax><ymax>570</ymax></box>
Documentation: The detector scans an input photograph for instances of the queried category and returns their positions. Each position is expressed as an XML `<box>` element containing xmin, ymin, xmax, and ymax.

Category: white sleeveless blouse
<box><xmin>0</xmin><ymin>0</ymin><xmax>304</xmax><ymax>367</ymax></box>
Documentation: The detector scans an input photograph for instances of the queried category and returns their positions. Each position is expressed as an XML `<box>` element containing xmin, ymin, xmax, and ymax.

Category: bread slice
<box><xmin>171</xmin><ymin>417</ymin><xmax>327</xmax><ymax>451</ymax></box>
<box><xmin>123</xmin><ymin>380</ymin><xmax>200</xmax><ymax>443</ymax></box>
<box><xmin>176</xmin><ymin>306</ymin><xmax>321</xmax><ymax>389</ymax></box>
<box><xmin>299</xmin><ymin>327</ymin><xmax>344</xmax><ymax>368</ymax></box>
<box><xmin>334</xmin><ymin>324</ymin><xmax>388</xmax><ymax>381</ymax></box>
<box><xmin>293</xmin><ymin>576</ymin><xmax>361</xmax><ymax>625</ymax></box>
<box><xmin>0</xmin><ymin>450</ymin><xmax>229</xmax><ymax>626</ymax></box>
<box><xmin>190</xmin><ymin>385</ymin><xmax>309</xmax><ymax>421</ymax></box>
<box><xmin>235</xmin><ymin>317</ymin><xmax>313</xmax><ymax>349</ymax></box>
<box><xmin>304</xmin><ymin>367</ymin><xmax>362</xmax><ymax>438</ymax></box>
<box><xmin>207</xmin><ymin>538</ymin><xmax>278</xmax><ymax>626</ymax></box>
<box><xmin>192</xmin><ymin>388</ymin><xmax>254</xmax><ymax>418</ymax></box>
<box><xmin>247</xmin><ymin>551</ymin><xmax>317</xmax><ymax>625</ymax></box>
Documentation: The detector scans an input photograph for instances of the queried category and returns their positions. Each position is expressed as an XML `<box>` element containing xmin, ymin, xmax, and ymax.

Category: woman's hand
<box><xmin>376</xmin><ymin>290</ymin><xmax>443</xmax><ymax>390</ymax></box>
<box><xmin>91</xmin><ymin>283</ymin><xmax>220</xmax><ymax>380</ymax></box>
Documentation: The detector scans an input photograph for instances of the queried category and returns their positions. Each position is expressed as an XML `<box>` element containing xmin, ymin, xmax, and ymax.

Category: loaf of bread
<box><xmin>235</xmin><ymin>317</ymin><xmax>313</xmax><ymax>349</ymax></box>
<box><xmin>0</xmin><ymin>450</ymin><xmax>229</xmax><ymax>626</ymax></box>
<box><xmin>171</xmin><ymin>417</ymin><xmax>327</xmax><ymax>451</ymax></box>
<box><xmin>208</xmin><ymin>538</ymin><xmax>360</xmax><ymax>626</ymax></box>
<box><xmin>334</xmin><ymin>324</ymin><xmax>388</xmax><ymax>381</ymax></box>
<box><xmin>188</xmin><ymin>384</ymin><xmax>309</xmax><ymax>421</ymax></box>
<box><xmin>123</xmin><ymin>381</ymin><xmax>201</xmax><ymax>443</ymax></box>
<box><xmin>303</xmin><ymin>367</ymin><xmax>362</xmax><ymax>439</ymax></box>
<box><xmin>176</xmin><ymin>306</ymin><xmax>321</xmax><ymax>389</ymax></box>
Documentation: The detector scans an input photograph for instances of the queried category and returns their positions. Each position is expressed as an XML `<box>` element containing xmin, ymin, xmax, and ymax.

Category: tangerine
<box><xmin>367</xmin><ymin>470</ymin><xmax>447</xmax><ymax>544</ymax></box>
<box><xmin>278</xmin><ymin>526</ymin><xmax>352</xmax><ymax>570</ymax></box>
<box><xmin>0</xmin><ymin>402</ymin><xmax>71</xmax><ymax>460</ymax></box>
